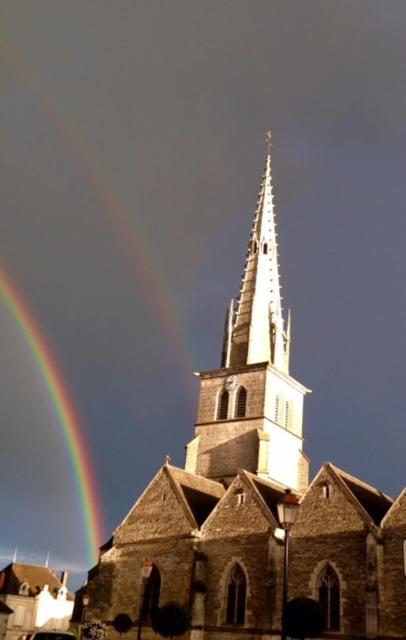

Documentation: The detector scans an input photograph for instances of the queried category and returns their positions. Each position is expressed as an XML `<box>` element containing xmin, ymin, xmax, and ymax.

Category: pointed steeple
<box><xmin>225</xmin><ymin>133</ymin><xmax>288</xmax><ymax>371</ymax></box>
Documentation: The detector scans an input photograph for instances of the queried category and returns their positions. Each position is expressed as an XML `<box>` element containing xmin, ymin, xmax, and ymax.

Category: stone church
<box><xmin>82</xmin><ymin>144</ymin><xmax>406</xmax><ymax>640</ymax></box>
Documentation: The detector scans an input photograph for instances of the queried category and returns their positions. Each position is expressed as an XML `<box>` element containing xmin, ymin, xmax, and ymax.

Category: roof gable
<box><xmin>167</xmin><ymin>465</ymin><xmax>224</xmax><ymax>528</ymax></box>
<box><xmin>200</xmin><ymin>471</ymin><xmax>278</xmax><ymax>539</ymax></box>
<box><xmin>114</xmin><ymin>467</ymin><xmax>196</xmax><ymax>543</ymax></box>
<box><xmin>0</xmin><ymin>563</ymin><xmax>71</xmax><ymax>599</ymax></box>
<box><xmin>381</xmin><ymin>487</ymin><xmax>406</xmax><ymax>529</ymax></box>
<box><xmin>114</xmin><ymin>465</ymin><xmax>224</xmax><ymax>543</ymax></box>
<box><xmin>330</xmin><ymin>464</ymin><xmax>392</xmax><ymax>526</ymax></box>
<box><xmin>244</xmin><ymin>472</ymin><xmax>286</xmax><ymax>523</ymax></box>
<box><xmin>293</xmin><ymin>464</ymin><xmax>374</xmax><ymax>536</ymax></box>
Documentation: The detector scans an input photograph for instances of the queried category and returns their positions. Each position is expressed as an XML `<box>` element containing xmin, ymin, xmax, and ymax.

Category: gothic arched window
<box><xmin>226</xmin><ymin>564</ymin><xmax>246</xmax><ymax>625</ymax></box>
<box><xmin>218</xmin><ymin>390</ymin><xmax>229</xmax><ymax>420</ymax></box>
<box><xmin>317</xmin><ymin>565</ymin><xmax>340</xmax><ymax>631</ymax></box>
<box><xmin>235</xmin><ymin>387</ymin><xmax>247</xmax><ymax>418</ymax></box>
<box><xmin>142</xmin><ymin>565</ymin><xmax>161</xmax><ymax>624</ymax></box>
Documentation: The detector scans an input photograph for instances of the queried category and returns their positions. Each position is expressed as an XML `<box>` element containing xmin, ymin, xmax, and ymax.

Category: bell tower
<box><xmin>185</xmin><ymin>135</ymin><xmax>310</xmax><ymax>493</ymax></box>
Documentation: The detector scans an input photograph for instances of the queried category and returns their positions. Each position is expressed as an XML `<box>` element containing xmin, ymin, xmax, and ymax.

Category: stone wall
<box><xmin>380</xmin><ymin>490</ymin><xmax>406</xmax><ymax>638</ymax></box>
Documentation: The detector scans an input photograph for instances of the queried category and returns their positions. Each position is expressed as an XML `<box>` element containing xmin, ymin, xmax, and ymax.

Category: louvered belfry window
<box><xmin>226</xmin><ymin>564</ymin><xmax>246</xmax><ymax>625</ymax></box>
<box><xmin>236</xmin><ymin>387</ymin><xmax>247</xmax><ymax>418</ymax></box>
<box><xmin>318</xmin><ymin>565</ymin><xmax>340</xmax><ymax>631</ymax></box>
<box><xmin>218</xmin><ymin>390</ymin><xmax>229</xmax><ymax>420</ymax></box>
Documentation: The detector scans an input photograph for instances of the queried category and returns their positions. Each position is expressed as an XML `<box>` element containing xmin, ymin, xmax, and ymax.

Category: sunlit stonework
<box><xmin>80</xmin><ymin>144</ymin><xmax>406</xmax><ymax>640</ymax></box>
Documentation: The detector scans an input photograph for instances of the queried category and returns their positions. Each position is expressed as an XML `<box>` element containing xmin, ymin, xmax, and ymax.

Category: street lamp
<box><xmin>137</xmin><ymin>559</ymin><xmax>154</xmax><ymax>640</ymax></box>
<box><xmin>277</xmin><ymin>489</ymin><xmax>299</xmax><ymax>640</ymax></box>
<box><xmin>80</xmin><ymin>593</ymin><xmax>90</xmax><ymax>640</ymax></box>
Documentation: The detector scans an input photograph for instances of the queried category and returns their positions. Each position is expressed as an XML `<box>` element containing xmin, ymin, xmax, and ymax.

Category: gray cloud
<box><xmin>1</xmin><ymin>1</ymin><xmax>406</xmax><ymax>582</ymax></box>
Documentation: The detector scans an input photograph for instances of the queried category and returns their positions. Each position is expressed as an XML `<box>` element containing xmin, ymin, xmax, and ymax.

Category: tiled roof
<box><xmin>166</xmin><ymin>465</ymin><xmax>225</xmax><ymax>528</ymax></box>
<box><xmin>243</xmin><ymin>471</ymin><xmax>287</xmax><ymax>523</ymax></box>
<box><xmin>168</xmin><ymin>466</ymin><xmax>225</xmax><ymax>498</ymax></box>
<box><xmin>329</xmin><ymin>464</ymin><xmax>393</xmax><ymax>525</ymax></box>
<box><xmin>179</xmin><ymin>484</ymin><xmax>221</xmax><ymax>527</ymax></box>
<box><xmin>0</xmin><ymin>563</ymin><xmax>73</xmax><ymax>601</ymax></box>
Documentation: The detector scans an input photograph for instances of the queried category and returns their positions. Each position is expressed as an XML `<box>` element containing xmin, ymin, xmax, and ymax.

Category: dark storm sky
<box><xmin>2</xmin><ymin>1</ymin><xmax>406</xmax><ymax>586</ymax></box>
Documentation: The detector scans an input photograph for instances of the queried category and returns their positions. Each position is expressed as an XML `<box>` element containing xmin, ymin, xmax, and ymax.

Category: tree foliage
<box><xmin>284</xmin><ymin>597</ymin><xmax>324</xmax><ymax>640</ymax></box>
<box><xmin>151</xmin><ymin>602</ymin><xmax>191</xmax><ymax>639</ymax></box>
<box><xmin>82</xmin><ymin>617</ymin><xmax>107</xmax><ymax>640</ymax></box>
<box><xmin>112</xmin><ymin>613</ymin><xmax>133</xmax><ymax>634</ymax></box>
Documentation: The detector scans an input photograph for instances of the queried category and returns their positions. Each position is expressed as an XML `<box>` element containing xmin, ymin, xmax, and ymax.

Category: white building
<box><xmin>0</xmin><ymin>563</ymin><xmax>74</xmax><ymax>640</ymax></box>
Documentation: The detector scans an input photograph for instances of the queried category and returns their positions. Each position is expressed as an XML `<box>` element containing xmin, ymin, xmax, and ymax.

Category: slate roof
<box><xmin>0</xmin><ymin>563</ymin><xmax>73</xmax><ymax>601</ymax></box>
<box><xmin>328</xmin><ymin>463</ymin><xmax>393</xmax><ymax>525</ymax></box>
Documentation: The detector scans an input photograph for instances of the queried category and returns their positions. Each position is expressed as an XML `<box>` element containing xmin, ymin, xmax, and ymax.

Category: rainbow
<box><xmin>1</xmin><ymin>41</ymin><xmax>196</xmax><ymax>400</ymax></box>
<box><xmin>0</xmin><ymin>266</ymin><xmax>105</xmax><ymax>567</ymax></box>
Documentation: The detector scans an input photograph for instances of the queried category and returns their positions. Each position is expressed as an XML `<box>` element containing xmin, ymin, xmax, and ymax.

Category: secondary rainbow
<box><xmin>2</xmin><ymin>41</ymin><xmax>195</xmax><ymax>399</ymax></box>
<box><xmin>0</xmin><ymin>266</ymin><xmax>105</xmax><ymax>567</ymax></box>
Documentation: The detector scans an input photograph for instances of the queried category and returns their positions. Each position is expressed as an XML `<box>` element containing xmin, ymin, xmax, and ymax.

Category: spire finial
<box><xmin>266</xmin><ymin>131</ymin><xmax>272</xmax><ymax>154</ymax></box>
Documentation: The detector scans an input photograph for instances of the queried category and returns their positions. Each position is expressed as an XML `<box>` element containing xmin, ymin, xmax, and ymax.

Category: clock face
<box><xmin>225</xmin><ymin>375</ymin><xmax>237</xmax><ymax>390</ymax></box>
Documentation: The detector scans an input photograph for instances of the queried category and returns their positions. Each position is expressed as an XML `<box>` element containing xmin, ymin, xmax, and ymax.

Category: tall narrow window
<box><xmin>322</xmin><ymin>483</ymin><xmax>331</xmax><ymax>499</ymax></box>
<box><xmin>218</xmin><ymin>390</ymin><xmax>229</xmax><ymax>420</ymax></box>
<box><xmin>226</xmin><ymin>564</ymin><xmax>246</xmax><ymax>625</ymax></box>
<box><xmin>236</xmin><ymin>387</ymin><xmax>247</xmax><ymax>418</ymax></box>
<box><xmin>263</xmin><ymin>242</ymin><xmax>268</xmax><ymax>254</ymax></box>
<box><xmin>318</xmin><ymin>565</ymin><xmax>340</xmax><ymax>631</ymax></box>
<box><xmin>142</xmin><ymin>565</ymin><xmax>161</xmax><ymax>624</ymax></box>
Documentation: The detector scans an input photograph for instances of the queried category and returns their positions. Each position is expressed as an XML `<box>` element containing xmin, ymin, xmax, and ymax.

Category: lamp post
<box><xmin>80</xmin><ymin>593</ymin><xmax>90</xmax><ymax>640</ymax></box>
<box><xmin>277</xmin><ymin>489</ymin><xmax>299</xmax><ymax>640</ymax></box>
<box><xmin>137</xmin><ymin>559</ymin><xmax>154</xmax><ymax>640</ymax></box>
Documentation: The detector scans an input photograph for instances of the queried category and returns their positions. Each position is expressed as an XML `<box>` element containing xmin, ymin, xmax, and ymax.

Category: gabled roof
<box><xmin>200</xmin><ymin>470</ymin><xmax>290</xmax><ymax>536</ymax></box>
<box><xmin>380</xmin><ymin>487</ymin><xmax>406</xmax><ymax>528</ymax></box>
<box><xmin>327</xmin><ymin>463</ymin><xmax>393</xmax><ymax>526</ymax></box>
<box><xmin>242</xmin><ymin>471</ymin><xmax>287</xmax><ymax>524</ymax></box>
<box><xmin>0</xmin><ymin>563</ymin><xmax>73</xmax><ymax>600</ymax></box>
<box><xmin>114</xmin><ymin>464</ymin><xmax>225</xmax><ymax>541</ymax></box>
<box><xmin>166</xmin><ymin>465</ymin><xmax>225</xmax><ymax>528</ymax></box>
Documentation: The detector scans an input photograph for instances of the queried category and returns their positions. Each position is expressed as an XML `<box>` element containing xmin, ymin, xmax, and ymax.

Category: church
<box><xmin>82</xmin><ymin>143</ymin><xmax>406</xmax><ymax>640</ymax></box>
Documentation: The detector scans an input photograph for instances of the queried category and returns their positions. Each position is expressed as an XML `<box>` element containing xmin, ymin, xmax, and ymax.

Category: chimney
<box><xmin>60</xmin><ymin>571</ymin><xmax>69</xmax><ymax>588</ymax></box>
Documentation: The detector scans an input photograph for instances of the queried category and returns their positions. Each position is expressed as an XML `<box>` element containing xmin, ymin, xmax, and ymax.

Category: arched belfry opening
<box><xmin>235</xmin><ymin>387</ymin><xmax>247</xmax><ymax>418</ymax></box>
<box><xmin>217</xmin><ymin>390</ymin><xmax>229</xmax><ymax>420</ymax></box>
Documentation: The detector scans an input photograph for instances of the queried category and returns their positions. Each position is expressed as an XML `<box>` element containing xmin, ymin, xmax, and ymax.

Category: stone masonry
<box><xmin>80</xmin><ymin>146</ymin><xmax>406</xmax><ymax>640</ymax></box>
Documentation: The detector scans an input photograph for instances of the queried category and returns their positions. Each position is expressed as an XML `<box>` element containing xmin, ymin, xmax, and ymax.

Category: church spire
<box><xmin>226</xmin><ymin>133</ymin><xmax>289</xmax><ymax>371</ymax></box>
